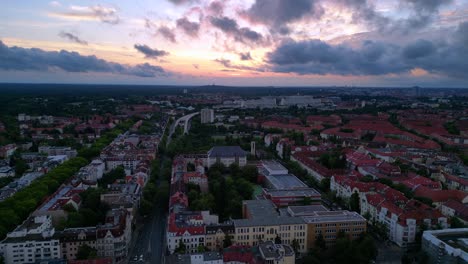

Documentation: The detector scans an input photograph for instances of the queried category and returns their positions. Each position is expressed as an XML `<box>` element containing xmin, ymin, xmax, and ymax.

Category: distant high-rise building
<box><xmin>200</xmin><ymin>108</ymin><xmax>214</xmax><ymax>124</ymax></box>
<box><xmin>250</xmin><ymin>141</ymin><xmax>256</xmax><ymax>156</ymax></box>
<box><xmin>183</xmin><ymin>88</ymin><xmax>188</xmax><ymax>94</ymax></box>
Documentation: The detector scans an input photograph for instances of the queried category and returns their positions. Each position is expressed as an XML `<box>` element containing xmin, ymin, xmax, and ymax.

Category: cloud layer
<box><xmin>0</xmin><ymin>40</ymin><xmax>166</xmax><ymax>77</ymax></box>
<box><xmin>53</xmin><ymin>5</ymin><xmax>120</xmax><ymax>25</ymax></box>
<box><xmin>58</xmin><ymin>31</ymin><xmax>88</xmax><ymax>45</ymax></box>
<box><xmin>210</xmin><ymin>16</ymin><xmax>266</xmax><ymax>45</ymax></box>
<box><xmin>134</xmin><ymin>44</ymin><xmax>169</xmax><ymax>58</ymax></box>
<box><xmin>267</xmin><ymin>22</ymin><xmax>468</xmax><ymax>78</ymax></box>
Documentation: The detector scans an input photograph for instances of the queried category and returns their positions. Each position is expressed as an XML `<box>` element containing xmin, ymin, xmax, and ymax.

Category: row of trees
<box><xmin>0</xmin><ymin>120</ymin><xmax>133</xmax><ymax>240</ymax></box>
<box><xmin>199</xmin><ymin>163</ymin><xmax>257</xmax><ymax>221</ymax></box>
<box><xmin>301</xmin><ymin>233</ymin><xmax>377</xmax><ymax>264</ymax></box>
<box><xmin>139</xmin><ymin>159</ymin><xmax>170</xmax><ymax>216</ymax></box>
<box><xmin>58</xmin><ymin>188</ymin><xmax>110</xmax><ymax>229</ymax></box>
<box><xmin>0</xmin><ymin>157</ymin><xmax>88</xmax><ymax>240</ymax></box>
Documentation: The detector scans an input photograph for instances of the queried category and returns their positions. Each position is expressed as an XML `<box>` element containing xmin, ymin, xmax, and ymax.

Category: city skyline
<box><xmin>1</xmin><ymin>0</ymin><xmax>468</xmax><ymax>87</ymax></box>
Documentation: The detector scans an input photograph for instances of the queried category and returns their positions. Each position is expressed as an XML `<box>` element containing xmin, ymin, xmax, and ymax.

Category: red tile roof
<box><xmin>443</xmin><ymin>200</ymin><xmax>468</xmax><ymax>221</ymax></box>
<box><xmin>414</xmin><ymin>186</ymin><xmax>468</xmax><ymax>203</ymax></box>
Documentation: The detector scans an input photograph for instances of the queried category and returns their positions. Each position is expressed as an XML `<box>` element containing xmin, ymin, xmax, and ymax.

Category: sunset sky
<box><xmin>0</xmin><ymin>0</ymin><xmax>467</xmax><ymax>87</ymax></box>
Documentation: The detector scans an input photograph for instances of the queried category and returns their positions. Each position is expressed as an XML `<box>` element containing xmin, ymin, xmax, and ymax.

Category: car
<box><xmin>139</xmin><ymin>254</ymin><xmax>144</xmax><ymax>261</ymax></box>
<box><xmin>133</xmin><ymin>256</ymin><xmax>138</xmax><ymax>261</ymax></box>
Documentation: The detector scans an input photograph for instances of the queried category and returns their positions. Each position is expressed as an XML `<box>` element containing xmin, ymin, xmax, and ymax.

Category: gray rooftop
<box><xmin>287</xmin><ymin>205</ymin><xmax>329</xmax><ymax>217</ymax></box>
<box><xmin>258</xmin><ymin>241</ymin><xmax>295</xmax><ymax>260</ymax></box>
<box><xmin>264</xmin><ymin>188</ymin><xmax>321</xmax><ymax>198</ymax></box>
<box><xmin>261</xmin><ymin>160</ymin><xmax>288</xmax><ymax>176</ymax></box>
<box><xmin>208</xmin><ymin>146</ymin><xmax>246</xmax><ymax>158</ymax></box>
<box><xmin>301</xmin><ymin>210</ymin><xmax>366</xmax><ymax>224</ymax></box>
<box><xmin>265</xmin><ymin>174</ymin><xmax>308</xmax><ymax>189</ymax></box>
<box><xmin>165</xmin><ymin>252</ymin><xmax>223</xmax><ymax>264</ymax></box>
<box><xmin>233</xmin><ymin>200</ymin><xmax>304</xmax><ymax>227</ymax></box>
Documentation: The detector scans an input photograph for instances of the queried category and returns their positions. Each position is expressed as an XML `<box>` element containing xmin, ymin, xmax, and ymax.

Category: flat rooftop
<box><xmin>261</xmin><ymin>160</ymin><xmax>288</xmax><ymax>176</ymax></box>
<box><xmin>287</xmin><ymin>205</ymin><xmax>329</xmax><ymax>217</ymax></box>
<box><xmin>259</xmin><ymin>241</ymin><xmax>294</xmax><ymax>259</ymax></box>
<box><xmin>264</xmin><ymin>188</ymin><xmax>321</xmax><ymax>198</ymax></box>
<box><xmin>429</xmin><ymin>229</ymin><xmax>468</xmax><ymax>253</ymax></box>
<box><xmin>37</xmin><ymin>186</ymin><xmax>72</xmax><ymax>212</ymax></box>
<box><xmin>265</xmin><ymin>174</ymin><xmax>307</xmax><ymax>189</ymax></box>
<box><xmin>302</xmin><ymin>210</ymin><xmax>366</xmax><ymax>224</ymax></box>
<box><xmin>243</xmin><ymin>199</ymin><xmax>279</xmax><ymax>220</ymax></box>
<box><xmin>235</xmin><ymin>200</ymin><xmax>304</xmax><ymax>227</ymax></box>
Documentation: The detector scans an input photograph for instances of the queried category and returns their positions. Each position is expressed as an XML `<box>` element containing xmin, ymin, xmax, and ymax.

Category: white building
<box><xmin>0</xmin><ymin>216</ymin><xmax>61</xmax><ymax>264</ymax></box>
<box><xmin>78</xmin><ymin>159</ymin><xmax>105</xmax><ymax>182</ymax></box>
<box><xmin>166</xmin><ymin>211</ymin><xmax>219</xmax><ymax>254</ymax></box>
<box><xmin>200</xmin><ymin>109</ymin><xmax>214</xmax><ymax>124</ymax></box>
<box><xmin>422</xmin><ymin>229</ymin><xmax>468</xmax><ymax>264</ymax></box>
<box><xmin>166</xmin><ymin>251</ymin><xmax>223</xmax><ymax>264</ymax></box>
<box><xmin>279</xmin><ymin>96</ymin><xmax>322</xmax><ymax>108</ymax></box>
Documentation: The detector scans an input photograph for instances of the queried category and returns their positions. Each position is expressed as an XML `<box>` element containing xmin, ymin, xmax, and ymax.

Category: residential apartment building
<box><xmin>38</xmin><ymin>146</ymin><xmax>77</xmax><ymax>159</ymax></box>
<box><xmin>257</xmin><ymin>240</ymin><xmax>295</xmax><ymax>264</ymax></box>
<box><xmin>60</xmin><ymin>227</ymin><xmax>97</xmax><ymax>261</ymax></box>
<box><xmin>77</xmin><ymin>159</ymin><xmax>105</xmax><ymax>182</ymax></box>
<box><xmin>166</xmin><ymin>251</ymin><xmax>223</xmax><ymax>264</ymax></box>
<box><xmin>166</xmin><ymin>211</ymin><xmax>219</xmax><ymax>254</ymax></box>
<box><xmin>200</xmin><ymin>109</ymin><xmax>215</xmax><ymax>124</ymax></box>
<box><xmin>422</xmin><ymin>228</ymin><xmax>468</xmax><ymax>264</ymax></box>
<box><xmin>205</xmin><ymin>223</ymin><xmax>235</xmax><ymax>251</ymax></box>
<box><xmin>96</xmin><ymin>209</ymin><xmax>132</xmax><ymax>263</ymax></box>
<box><xmin>361</xmin><ymin>193</ymin><xmax>448</xmax><ymax>247</ymax></box>
<box><xmin>0</xmin><ymin>216</ymin><xmax>61</xmax><ymax>264</ymax></box>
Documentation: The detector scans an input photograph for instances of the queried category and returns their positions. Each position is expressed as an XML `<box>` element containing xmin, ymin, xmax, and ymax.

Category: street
<box><xmin>128</xmin><ymin>201</ymin><xmax>167</xmax><ymax>264</ymax></box>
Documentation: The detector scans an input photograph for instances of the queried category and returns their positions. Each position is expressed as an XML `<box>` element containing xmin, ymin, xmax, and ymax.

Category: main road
<box><xmin>128</xmin><ymin>206</ymin><xmax>166</xmax><ymax>264</ymax></box>
<box><xmin>129</xmin><ymin>156</ymin><xmax>170</xmax><ymax>264</ymax></box>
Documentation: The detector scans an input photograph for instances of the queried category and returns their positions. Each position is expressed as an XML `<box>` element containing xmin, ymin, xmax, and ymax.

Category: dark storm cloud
<box><xmin>176</xmin><ymin>17</ymin><xmax>200</xmax><ymax>37</ymax></box>
<box><xmin>267</xmin><ymin>39</ymin><xmax>408</xmax><ymax>75</ymax></box>
<box><xmin>243</xmin><ymin>0</ymin><xmax>452</xmax><ymax>34</ymax></box>
<box><xmin>243</xmin><ymin>0</ymin><xmax>323</xmax><ymax>27</ymax></box>
<box><xmin>209</xmin><ymin>16</ymin><xmax>266</xmax><ymax>45</ymax></box>
<box><xmin>58</xmin><ymin>31</ymin><xmax>88</xmax><ymax>45</ymax></box>
<box><xmin>134</xmin><ymin>44</ymin><xmax>169</xmax><ymax>59</ymax></box>
<box><xmin>239</xmin><ymin>52</ymin><xmax>252</xmax><ymax>61</ymax></box>
<box><xmin>402</xmin><ymin>40</ymin><xmax>435</xmax><ymax>59</ymax></box>
<box><xmin>267</xmin><ymin>22</ymin><xmax>468</xmax><ymax>78</ymax></box>
<box><xmin>0</xmin><ymin>40</ymin><xmax>166</xmax><ymax>77</ymax></box>
<box><xmin>158</xmin><ymin>26</ymin><xmax>177</xmax><ymax>43</ymax></box>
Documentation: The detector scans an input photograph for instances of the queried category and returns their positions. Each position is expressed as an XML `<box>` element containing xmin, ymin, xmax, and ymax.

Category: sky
<box><xmin>0</xmin><ymin>0</ymin><xmax>467</xmax><ymax>87</ymax></box>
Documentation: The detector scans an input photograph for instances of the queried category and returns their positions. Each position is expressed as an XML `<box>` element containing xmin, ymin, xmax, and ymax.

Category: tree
<box><xmin>350</xmin><ymin>192</ymin><xmax>360</xmax><ymax>213</ymax></box>
<box><xmin>302</xmin><ymin>197</ymin><xmax>312</xmax><ymax>205</ymax></box>
<box><xmin>76</xmin><ymin>244</ymin><xmax>97</xmax><ymax>260</ymax></box>
<box><xmin>315</xmin><ymin>234</ymin><xmax>326</xmax><ymax>250</ymax></box>
<box><xmin>241</xmin><ymin>165</ymin><xmax>258</xmax><ymax>183</ymax></box>
<box><xmin>275</xmin><ymin>234</ymin><xmax>282</xmax><ymax>244</ymax></box>
<box><xmin>223</xmin><ymin>234</ymin><xmax>232</xmax><ymax>248</ymax></box>
<box><xmin>197</xmin><ymin>244</ymin><xmax>206</xmax><ymax>253</ymax></box>
<box><xmin>450</xmin><ymin>217</ymin><xmax>466</xmax><ymax>228</ymax></box>
<box><xmin>98</xmin><ymin>166</ymin><xmax>125</xmax><ymax>186</ymax></box>
<box><xmin>291</xmin><ymin>239</ymin><xmax>300</xmax><ymax>253</ymax></box>
<box><xmin>175</xmin><ymin>240</ymin><xmax>186</xmax><ymax>254</ymax></box>
<box><xmin>320</xmin><ymin>178</ymin><xmax>331</xmax><ymax>192</ymax></box>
